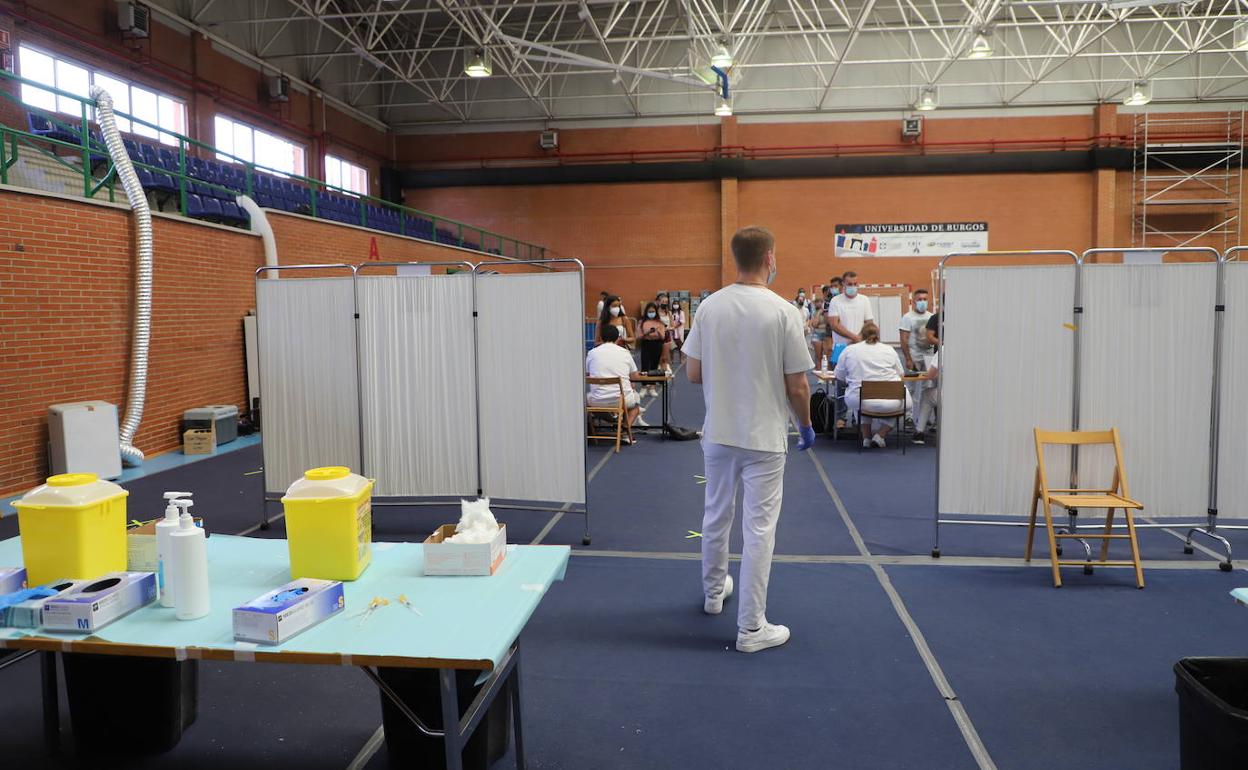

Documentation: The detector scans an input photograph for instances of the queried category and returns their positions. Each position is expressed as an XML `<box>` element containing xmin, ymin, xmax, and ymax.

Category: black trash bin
<box><xmin>1175</xmin><ymin>657</ymin><xmax>1248</xmax><ymax>770</ymax></box>
<box><xmin>62</xmin><ymin>653</ymin><xmax>198</xmax><ymax>754</ymax></box>
<box><xmin>378</xmin><ymin>667</ymin><xmax>510</xmax><ymax>770</ymax></box>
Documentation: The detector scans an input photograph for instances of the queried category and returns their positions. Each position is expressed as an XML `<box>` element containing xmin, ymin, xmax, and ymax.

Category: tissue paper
<box><xmin>447</xmin><ymin>497</ymin><xmax>499</xmax><ymax>545</ymax></box>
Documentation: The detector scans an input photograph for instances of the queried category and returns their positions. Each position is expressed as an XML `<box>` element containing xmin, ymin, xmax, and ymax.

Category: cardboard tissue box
<box><xmin>0</xmin><ymin>579</ymin><xmax>92</xmax><ymax>629</ymax></box>
<box><xmin>423</xmin><ymin>524</ymin><xmax>507</xmax><ymax>576</ymax></box>
<box><xmin>0</xmin><ymin>567</ymin><xmax>27</xmax><ymax>595</ymax></box>
<box><xmin>233</xmin><ymin>578</ymin><xmax>345</xmax><ymax>645</ymax></box>
<box><xmin>41</xmin><ymin>572</ymin><xmax>158</xmax><ymax>632</ymax></box>
<box><xmin>127</xmin><ymin>517</ymin><xmax>204</xmax><ymax>572</ymax></box>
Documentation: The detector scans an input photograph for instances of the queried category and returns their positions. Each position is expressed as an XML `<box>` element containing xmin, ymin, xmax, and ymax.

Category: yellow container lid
<box><xmin>282</xmin><ymin>467</ymin><xmax>372</xmax><ymax>502</ymax></box>
<box><xmin>15</xmin><ymin>474</ymin><xmax>128</xmax><ymax>509</ymax></box>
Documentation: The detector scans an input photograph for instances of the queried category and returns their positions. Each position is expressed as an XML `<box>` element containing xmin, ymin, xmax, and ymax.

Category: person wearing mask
<box><xmin>637</xmin><ymin>301</ymin><xmax>669</xmax><ymax>397</ymax></box>
<box><xmin>669</xmin><ymin>299</ymin><xmax>688</xmax><ymax>361</ymax></box>
<box><xmin>684</xmin><ymin>225</ymin><xmax>815</xmax><ymax>654</ymax></box>
<box><xmin>835</xmin><ymin>321</ymin><xmax>909</xmax><ymax>449</ymax></box>
<box><xmin>793</xmin><ymin>288</ymin><xmax>815</xmax><ymax>357</ymax></box>
<box><xmin>898</xmin><ymin>288</ymin><xmax>934</xmax><ymax>426</ymax></box>
<box><xmin>656</xmin><ymin>293</ymin><xmax>673</xmax><ymax>327</ymax></box>
<box><xmin>597</xmin><ymin>295</ymin><xmax>635</xmax><ymax>348</ymax></box>
<box><xmin>827</xmin><ymin>272</ymin><xmax>873</xmax><ymax>428</ymax></box>
<box><xmin>586</xmin><ymin>323</ymin><xmax>646</xmax><ymax>436</ymax></box>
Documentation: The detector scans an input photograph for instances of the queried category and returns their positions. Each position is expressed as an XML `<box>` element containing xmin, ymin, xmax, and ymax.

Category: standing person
<box><xmin>827</xmin><ymin>272</ymin><xmax>874</xmax><ymax>428</ymax></box>
<box><xmin>684</xmin><ymin>225</ymin><xmax>816</xmax><ymax>654</ymax></box>
<box><xmin>925</xmin><ymin>307</ymin><xmax>941</xmax><ymax>349</ymax></box>
<box><xmin>597</xmin><ymin>295</ymin><xmax>635</xmax><ymax>348</ymax></box>
<box><xmin>669</xmin><ymin>299</ymin><xmax>687</xmax><ymax>362</ymax></box>
<box><xmin>637</xmin><ymin>301</ymin><xmax>669</xmax><ymax>396</ymax></box>
<box><xmin>913</xmin><ymin>351</ymin><xmax>940</xmax><ymax>445</ymax></box>
<box><xmin>898</xmin><ymin>288</ymin><xmax>934</xmax><ymax>424</ymax></box>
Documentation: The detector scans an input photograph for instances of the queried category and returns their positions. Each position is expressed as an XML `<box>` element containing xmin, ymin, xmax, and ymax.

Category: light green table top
<box><xmin>0</xmin><ymin>534</ymin><xmax>569</xmax><ymax>670</ymax></box>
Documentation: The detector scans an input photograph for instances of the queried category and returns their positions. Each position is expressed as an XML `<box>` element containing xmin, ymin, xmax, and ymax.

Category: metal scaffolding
<box><xmin>1133</xmin><ymin>111</ymin><xmax>1244</xmax><ymax>252</ymax></box>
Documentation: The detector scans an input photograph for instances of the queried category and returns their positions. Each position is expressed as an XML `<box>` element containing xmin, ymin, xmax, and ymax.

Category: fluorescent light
<box><xmin>711</xmin><ymin>43</ymin><xmax>733</xmax><ymax>69</ymax></box>
<box><xmin>1235</xmin><ymin>19</ymin><xmax>1248</xmax><ymax>51</ymax></box>
<box><xmin>968</xmin><ymin>32</ymin><xmax>993</xmax><ymax>59</ymax></box>
<box><xmin>916</xmin><ymin>85</ymin><xmax>937</xmax><ymax>111</ymax></box>
<box><xmin>714</xmin><ymin>97</ymin><xmax>732</xmax><ymax>117</ymax></box>
<box><xmin>1123</xmin><ymin>79</ymin><xmax>1151</xmax><ymax>106</ymax></box>
<box><xmin>351</xmin><ymin>46</ymin><xmax>385</xmax><ymax>69</ymax></box>
<box><xmin>465</xmin><ymin>48</ymin><xmax>491</xmax><ymax>78</ymax></box>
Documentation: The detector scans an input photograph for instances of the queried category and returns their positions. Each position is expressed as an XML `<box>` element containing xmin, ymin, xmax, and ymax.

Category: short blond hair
<box><xmin>731</xmin><ymin>226</ymin><xmax>775</xmax><ymax>272</ymax></box>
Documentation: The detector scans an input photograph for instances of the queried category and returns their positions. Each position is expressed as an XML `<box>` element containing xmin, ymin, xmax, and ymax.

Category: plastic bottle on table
<box><xmin>820</xmin><ymin>354</ymin><xmax>829</xmax><ymax>373</ymax></box>
<box><xmin>157</xmin><ymin>492</ymin><xmax>191</xmax><ymax>607</ymax></box>
<box><xmin>170</xmin><ymin>499</ymin><xmax>209</xmax><ymax>621</ymax></box>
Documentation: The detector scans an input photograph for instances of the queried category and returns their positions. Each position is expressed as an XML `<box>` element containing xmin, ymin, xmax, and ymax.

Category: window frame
<box><xmin>325</xmin><ymin>154</ymin><xmax>369</xmax><ymax>196</ymax></box>
<box><xmin>214</xmin><ymin>113</ymin><xmax>306</xmax><ymax>178</ymax></box>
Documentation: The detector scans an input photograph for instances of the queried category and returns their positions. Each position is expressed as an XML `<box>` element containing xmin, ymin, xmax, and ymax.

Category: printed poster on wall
<box><xmin>834</xmin><ymin>222</ymin><xmax>988</xmax><ymax>257</ymax></box>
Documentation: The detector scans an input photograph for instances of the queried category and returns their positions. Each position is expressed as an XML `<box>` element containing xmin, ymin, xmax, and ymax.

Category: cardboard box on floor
<box><xmin>423</xmin><ymin>524</ymin><xmax>507</xmax><ymax>576</ymax></box>
<box><xmin>183</xmin><ymin>425</ymin><xmax>215</xmax><ymax>455</ymax></box>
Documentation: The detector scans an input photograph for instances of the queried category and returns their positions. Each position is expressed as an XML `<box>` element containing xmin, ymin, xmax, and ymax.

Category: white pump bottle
<box><xmin>157</xmin><ymin>492</ymin><xmax>191</xmax><ymax>607</ymax></box>
<box><xmin>170</xmin><ymin>499</ymin><xmax>210</xmax><ymax>621</ymax></box>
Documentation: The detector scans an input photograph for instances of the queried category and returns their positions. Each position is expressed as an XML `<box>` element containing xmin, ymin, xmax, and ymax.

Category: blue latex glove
<box><xmin>797</xmin><ymin>424</ymin><xmax>817</xmax><ymax>451</ymax></box>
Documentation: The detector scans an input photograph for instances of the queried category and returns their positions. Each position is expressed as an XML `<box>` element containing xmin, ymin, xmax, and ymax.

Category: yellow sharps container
<box><xmin>14</xmin><ymin>473</ymin><xmax>129</xmax><ymax>585</ymax></box>
<box><xmin>281</xmin><ymin>466</ymin><xmax>374</xmax><ymax>580</ymax></box>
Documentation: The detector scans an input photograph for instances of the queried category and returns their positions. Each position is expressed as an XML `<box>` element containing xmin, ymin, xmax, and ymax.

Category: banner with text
<box><xmin>835</xmin><ymin>222</ymin><xmax>988</xmax><ymax>257</ymax></box>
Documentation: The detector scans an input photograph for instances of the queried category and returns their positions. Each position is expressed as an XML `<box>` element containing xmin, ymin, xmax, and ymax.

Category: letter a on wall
<box><xmin>368</xmin><ymin>236</ymin><xmax>380</xmax><ymax>260</ymax></box>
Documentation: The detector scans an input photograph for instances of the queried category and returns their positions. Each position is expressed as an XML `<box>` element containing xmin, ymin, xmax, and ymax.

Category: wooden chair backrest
<box><xmin>586</xmin><ymin>376</ymin><xmax>626</xmax><ymax>408</ymax></box>
<box><xmin>1033</xmin><ymin>427</ymin><xmax>1130</xmax><ymax>499</ymax></box>
<box><xmin>860</xmin><ymin>380</ymin><xmax>905</xmax><ymax>401</ymax></box>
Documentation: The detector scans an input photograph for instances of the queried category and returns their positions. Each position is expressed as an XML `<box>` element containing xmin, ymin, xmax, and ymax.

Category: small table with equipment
<box><xmin>0</xmin><ymin>534</ymin><xmax>569</xmax><ymax>770</ymax></box>
<box><xmin>632</xmin><ymin>372</ymin><xmax>674</xmax><ymax>434</ymax></box>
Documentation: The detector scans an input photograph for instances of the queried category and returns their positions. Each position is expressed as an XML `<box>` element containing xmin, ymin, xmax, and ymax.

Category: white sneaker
<box><xmin>872</xmin><ymin>434</ymin><xmax>887</xmax><ymax>449</ymax></box>
<box><xmin>862</xmin><ymin>438</ymin><xmax>872</xmax><ymax>449</ymax></box>
<box><xmin>736</xmin><ymin>622</ymin><xmax>791</xmax><ymax>653</ymax></box>
<box><xmin>704</xmin><ymin>575</ymin><xmax>734</xmax><ymax>615</ymax></box>
<box><xmin>634</xmin><ymin>415</ymin><xmax>650</xmax><ymax>427</ymax></box>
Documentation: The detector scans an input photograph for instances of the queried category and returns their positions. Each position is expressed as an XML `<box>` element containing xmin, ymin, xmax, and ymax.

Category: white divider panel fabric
<box><xmin>476</xmin><ymin>272</ymin><xmax>586</xmax><ymax>504</ymax></box>
<box><xmin>1217</xmin><ymin>263</ymin><xmax>1248</xmax><ymax>518</ymax></box>
<box><xmin>257</xmin><ymin>277</ymin><xmax>360</xmax><ymax>494</ymax></box>
<box><xmin>356</xmin><ymin>274</ymin><xmax>478</xmax><ymax>497</ymax></box>
<box><xmin>1080</xmin><ymin>263</ymin><xmax>1216</xmax><ymax>517</ymax></box>
<box><xmin>939</xmin><ymin>266</ymin><xmax>1075</xmax><ymax>516</ymax></box>
<box><xmin>867</xmin><ymin>295</ymin><xmax>903</xmax><ymax>344</ymax></box>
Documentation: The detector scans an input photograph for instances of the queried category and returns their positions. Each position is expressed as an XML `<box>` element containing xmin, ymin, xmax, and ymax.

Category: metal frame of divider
<box><xmin>931</xmin><ymin>250</ymin><xmax>1082</xmax><ymax>558</ymax></box>
<box><xmin>932</xmin><ymin>246</ymin><xmax>1242</xmax><ymax>571</ymax></box>
<box><xmin>255</xmin><ymin>260</ymin><xmax>592</xmax><ymax>545</ymax></box>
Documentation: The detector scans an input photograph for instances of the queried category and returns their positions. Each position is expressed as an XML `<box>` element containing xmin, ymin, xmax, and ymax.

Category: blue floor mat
<box><xmin>886</xmin><ymin>564</ymin><xmax>1248</xmax><ymax>770</ymax></box>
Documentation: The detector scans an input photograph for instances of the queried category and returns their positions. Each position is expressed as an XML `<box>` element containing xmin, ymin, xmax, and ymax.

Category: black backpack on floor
<box><xmin>810</xmin><ymin>389</ymin><xmax>834</xmax><ymax>434</ymax></box>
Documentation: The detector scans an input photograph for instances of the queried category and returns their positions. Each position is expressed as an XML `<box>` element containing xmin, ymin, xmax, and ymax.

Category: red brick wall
<box><xmin>0</xmin><ymin>191</ymin><xmax>490</xmax><ymax>497</ymax></box>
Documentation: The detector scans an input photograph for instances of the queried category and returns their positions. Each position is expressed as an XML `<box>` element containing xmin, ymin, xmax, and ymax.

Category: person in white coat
<box><xmin>684</xmin><ymin>225</ymin><xmax>815</xmax><ymax>654</ymax></box>
<box><xmin>835</xmin><ymin>321</ymin><xmax>910</xmax><ymax>449</ymax></box>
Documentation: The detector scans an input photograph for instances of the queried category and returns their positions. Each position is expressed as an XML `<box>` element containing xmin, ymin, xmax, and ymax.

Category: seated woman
<box><xmin>834</xmin><ymin>321</ymin><xmax>910</xmax><ymax>449</ymax></box>
<box><xmin>597</xmin><ymin>294</ymin><xmax>635</xmax><ymax>348</ymax></box>
<box><xmin>636</xmin><ymin>301</ymin><xmax>670</xmax><ymax>397</ymax></box>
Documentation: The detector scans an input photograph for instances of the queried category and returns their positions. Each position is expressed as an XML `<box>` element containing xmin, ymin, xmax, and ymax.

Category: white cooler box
<box><xmin>182</xmin><ymin>405</ymin><xmax>239</xmax><ymax>445</ymax></box>
<box><xmin>48</xmin><ymin>401</ymin><xmax>122</xmax><ymax>480</ymax></box>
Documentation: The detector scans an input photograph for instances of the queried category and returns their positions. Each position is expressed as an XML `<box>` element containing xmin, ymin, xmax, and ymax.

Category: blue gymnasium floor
<box><xmin>4</xmin><ymin>370</ymin><xmax>1248</xmax><ymax>769</ymax></box>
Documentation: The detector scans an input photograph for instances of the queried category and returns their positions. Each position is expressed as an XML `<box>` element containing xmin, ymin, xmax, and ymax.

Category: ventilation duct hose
<box><xmin>92</xmin><ymin>86</ymin><xmax>151</xmax><ymax>466</ymax></box>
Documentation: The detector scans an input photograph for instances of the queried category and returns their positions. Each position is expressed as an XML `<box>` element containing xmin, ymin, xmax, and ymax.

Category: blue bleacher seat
<box><xmin>202</xmin><ymin>197</ymin><xmax>224</xmax><ymax>219</ymax></box>
<box><xmin>28</xmin><ymin>113</ymin><xmax>80</xmax><ymax>144</ymax></box>
<box><xmin>136</xmin><ymin>168</ymin><xmax>156</xmax><ymax>189</ymax></box>
<box><xmin>221</xmin><ymin>201</ymin><xmax>243</xmax><ymax>222</ymax></box>
<box><xmin>123</xmin><ymin>139</ymin><xmax>141</xmax><ymax>159</ymax></box>
<box><xmin>186</xmin><ymin>194</ymin><xmax>205</xmax><ymax>218</ymax></box>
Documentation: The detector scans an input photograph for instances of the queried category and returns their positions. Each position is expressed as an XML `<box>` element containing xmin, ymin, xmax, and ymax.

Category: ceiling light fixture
<box><xmin>1123</xmin><ymin>79</ymin><xmax>1151</xmax><ymax>106</ymax></box>
<box><xmin>715</xmin><ymin>97</ymin><xmax>733</xmax><ymax>117</ymax></box>
<box><xmin>1234</xmin><ymin>19</ymin><xmax>1248</xmax><ymax>51</ymax></box>
<box><xmin>465</xmin><ymin>48</ymin><xmax>492</xmax><ymax>78</ymax></box>
<box><xmin>916</xmin><ymin>85</ymin><xmax>938</xmax><ymax>111</ymax></box>
<box><xmin>968</xmin><ymin>31</ymin><xmax>993</xmax><ymax>59</ymax></box>
<box><xmin>711</xmin><ymin>41</ymin><xmax>734</xmax><ymax>69</ymax></box>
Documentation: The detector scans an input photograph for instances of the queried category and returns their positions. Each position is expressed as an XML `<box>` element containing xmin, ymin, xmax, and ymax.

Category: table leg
<box><xmin>662</xmin><ymin>380</ymin><xmax>671</xmax><ymax>432</ymax></box>
<box><xmin>439</xmin><ymin>669</ymin><xmax>464</xmax><ymax>770</ymax></box>
<box><xmin>510</xmin><ymin>649</ymin><xmax>527</xmax><ymax>770</ymax></box>
<box><xmin>41</xmin><ymin>652</ymin><xmax>59</xmax><ymax>755</ymax></box>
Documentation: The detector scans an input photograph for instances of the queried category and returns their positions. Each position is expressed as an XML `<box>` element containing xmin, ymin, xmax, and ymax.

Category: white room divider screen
<box><xmin>938</xmin><ymin>265</ymin><xmax>1076</xmax><ymax>516</ymax></box>
<box><xmin>1079</xmin><ymin>263</ymin><xmax>1217</xmax><ymax>518</ymax></box>
<box><xmin>256</xmin><ymin>270</ymin><xmax>361</xmax><ymax>494</ymax></box>
<box><xmin>355</xmin><ymin>271</ymin><xmax>479</xmax><ymax>498</ymax></box>
<box><xmin>476</xmin><ymin>271</ymin><xmax>587</xmax><ymax>505</ymax></box>
<box><xmin>1217</xmin><ymin>261</ymin><xmax>1248</xmax><ymax>519</ymax></box>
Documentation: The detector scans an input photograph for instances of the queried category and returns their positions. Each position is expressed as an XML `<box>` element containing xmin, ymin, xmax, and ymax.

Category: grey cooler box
<box><xmin>182</xmin><ymin>405</ymin><xmax>239</xmax><ymax>445</ymax></box>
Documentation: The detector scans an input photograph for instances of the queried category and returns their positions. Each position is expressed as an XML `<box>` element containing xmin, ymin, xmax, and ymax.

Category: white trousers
<box><xmin>915</xmin><ymin>386</ymin><xmax>939</xmax><ymax>433</ymax></box>
<box><xmin>701</xmin><ymin>440</ymin><xmax>786</xmax><ymax>632</ymax></box>
<box><xmin>845</xmin><ymin>391</ymin><xmax>911</xmax><ymax>432</ymax></box>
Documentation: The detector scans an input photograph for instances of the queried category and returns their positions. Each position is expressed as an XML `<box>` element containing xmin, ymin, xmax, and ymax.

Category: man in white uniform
<box><xmin>898</xmin><ymin>288</ymin><xmax>934</xmax><ymax>427</ymax></box>
<box><xmin>684</xmin><ymin>226</ymin><xmax>816</xmax><ymax>654</ymax></box>
<box><xmin>586</xmin><ymin>324</ymin><xmax>645</xmax><ymax>434</ymax></box>
<box><xmin>826</xmin><ymin>271</ymin><xmax>874</xmax><ymax>426</ymax></box>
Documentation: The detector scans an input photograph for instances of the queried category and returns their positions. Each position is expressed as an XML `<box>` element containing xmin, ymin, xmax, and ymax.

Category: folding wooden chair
<box><xmin>857</xmin><ymin>380</ymin><xmax>907</xmax><ymax>454</ymax></box>
<box><xmin>586</xmin><ymin>377</ymin><xmax>633</xmax><ymax>453</ymax></box>
<box><xmin>1025</xmin><ymin>428</ymin><xmax>1145</xmax><ymax>589</ymax></box>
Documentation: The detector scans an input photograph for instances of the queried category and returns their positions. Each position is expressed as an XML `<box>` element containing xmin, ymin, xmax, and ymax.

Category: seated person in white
<box><xmin>834</xmin><ymin>321</ymin><xmax>910</xmax><ymax>449</ymax></box>
<box><xmin>586</xmin><ymin>323</ymin><xmax>646</xmax><ymax>430</ymax></box>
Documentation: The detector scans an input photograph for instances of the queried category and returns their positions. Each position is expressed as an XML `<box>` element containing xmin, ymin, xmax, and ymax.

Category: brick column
<box><xmin>720</xmin><ymin>177</ymin><xmax>738</xmax><ymax>286</ymax></box>
<box><xmin>1092</xmin><ymin>168</ymin><xmax>1116</xmax><ymax>249</ymax></box>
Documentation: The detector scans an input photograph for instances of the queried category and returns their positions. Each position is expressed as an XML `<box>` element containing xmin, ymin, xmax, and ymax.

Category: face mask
<box><xmin>830</xmin><ymin>288</ymin><xmax>840</xmax><ymax>297</ymax></box>
<box><xmin>915</xmin><ymin>300</ymin><xmax>928</xmax><ymax>313</ymax></box>
<box><xmin>797</xmin><ymin>294</ymin><xmax>805</xmax><ymax>302</ymax></box>
<box><xmin>766</xmin><ymin>256</ymin><xmax>776</xmax><ymax>286</ymax></box>
<box><xmin>646</xmin><ymin>311</ymin><xmax>657</xmax><ymax>319</ymax></box>
<box><xmin>610</xmin><ymin>306</ymin><xmax>621</xmax><ymax>317</ymax></box>
<box><xmin>844</xmin><ymin>285</ymin><xmax>858</xmax><ymax>298</ymax></box>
